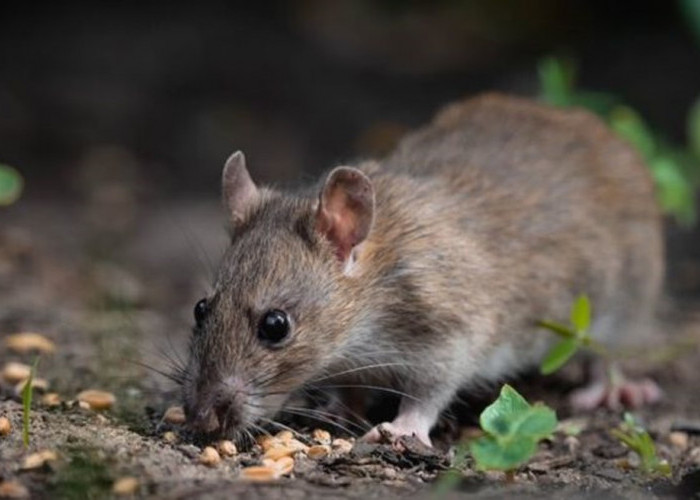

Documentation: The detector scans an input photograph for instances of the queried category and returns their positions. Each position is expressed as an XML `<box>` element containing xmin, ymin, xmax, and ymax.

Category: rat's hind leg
<box><xmin>569</xmin><ymin>358</ymin><xmax>662</xmax><ymax>411</ymax></box>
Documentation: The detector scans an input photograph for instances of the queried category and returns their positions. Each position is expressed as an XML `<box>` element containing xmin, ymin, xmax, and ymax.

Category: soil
<box><xmin>1</xmin><ymin>198</ymin><xmax>700</xmax><ymax>499</ymax></box>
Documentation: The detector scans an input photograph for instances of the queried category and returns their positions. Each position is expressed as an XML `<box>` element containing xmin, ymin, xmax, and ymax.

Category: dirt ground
<box><xmin>2</xmin><ymin>199</ymin><xmax>700</xmax><ymax>499</ymax></box>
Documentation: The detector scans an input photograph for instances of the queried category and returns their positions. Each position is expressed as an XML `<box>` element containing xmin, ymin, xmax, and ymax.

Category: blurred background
<box><xmin>1</xmin><ymin>0</ymin><xmax>700</xmax><ymax>406</ymax></box>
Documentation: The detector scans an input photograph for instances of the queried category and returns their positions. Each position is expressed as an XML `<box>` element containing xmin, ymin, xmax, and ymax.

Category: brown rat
<box><xmin>181</xmin><ymin>93</ymin><xmax>664</xmax><ymax>446</ymax></box>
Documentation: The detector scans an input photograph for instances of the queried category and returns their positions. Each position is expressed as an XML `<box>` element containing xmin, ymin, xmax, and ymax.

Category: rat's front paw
<box><xmin>362</xmin><ymin>422</ymin><xmax>432</xmax><ymax>447</ymax></box>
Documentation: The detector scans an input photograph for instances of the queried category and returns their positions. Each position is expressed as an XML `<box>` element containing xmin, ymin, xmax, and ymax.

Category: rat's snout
<box><xmin>187</xmin><ymin>376</ymin><xmax>251</xmax><ymax>436</ymax></box>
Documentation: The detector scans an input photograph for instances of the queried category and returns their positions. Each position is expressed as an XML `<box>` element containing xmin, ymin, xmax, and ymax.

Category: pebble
<box><xmin>1</xmin><ymin>362</ymin><xmax>31</xmax><ymax>384</ymax></box>
<box><xmin>312</xmin><ymin>429</ymin><xmax>331</xmax><ymax>444</ymax></box>
<box><xmin>77</xmin><ymin>390</ymin><xmax>116</xmax><ymax>410</ymax></box>
<box><xmin>307</xmin><ymin>444</ymin><xmax>331</xmax><ymax>459</ymax></box>
<box><xmin>0</xmin><ymin>480</ymin><xmax>29</xmax><ymax>499</ymax></box>
<box><xmin>4</xmin><ymin>333</ymin><xmax>56</xmax><ymax>354</ymax></box>
<box><xmin>199</xmin><ymin>446</ymin><xmax>221</xmax><ymax>467</ymax></box>
<box><xmin>41</xmin><ymin>393</ymin><xmax>61</xmax><ymax>407</ymax></box>
<box><xmin>669</xmin><ymin>431</ymin><xmax>689</xmax><ymax>451</ymax></box>
<box><xmin>162</xmin><ymin>406</ymin><xmax>186</xmax><ymax>425</ymax></box>
<box><xmin>21</xmin><ymin>450</ymin><xmax>57</xmax><ymax>470</ymax></box>
<box><xmin>216</xmin><ymin>440</ymin><xmax>237</xmax><ymax>457</ymax></box>
<box><xmin>0</xmin><ymin>417</ymin><xmax>11</xmax><ymax>436</ymax></box>
<box><xmin>112</xmin><ymin>477</ymin><xmax>139</xmax><ymax>496</ymax></box>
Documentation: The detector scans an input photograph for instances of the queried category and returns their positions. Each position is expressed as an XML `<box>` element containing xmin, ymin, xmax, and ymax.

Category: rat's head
<box><xmin>182</xmin><ymin>151</ymin><xmax>375</xmax><ymax>438</ymax></box>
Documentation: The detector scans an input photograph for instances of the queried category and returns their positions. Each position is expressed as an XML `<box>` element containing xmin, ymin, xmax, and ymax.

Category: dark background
<box><xmin>2</xmin><ymin>1</ymin><xmax>699</xmax><ymax>194</ymax></box>
<box><xmin>2</xmin><ymin>0</ymin><xmax>700</xmax><ymax>296</ymax></box>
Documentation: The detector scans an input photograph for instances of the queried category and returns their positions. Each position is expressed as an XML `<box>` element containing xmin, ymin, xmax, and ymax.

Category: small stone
<box><xmin>1</xmin><ymin>362</ymin><xmax>31</xmax><ymax>383</ymax></box>
<box><xmin>0</xmin><ymin>480</ymin><xmax>29</xmax><ymax>498</ymax></box>
<box><xmin>239</xmin><ymin>465</ymin><xmax>279</xmax><ymax>481</ymax></box>
<box><xmin>312</xmin><ymin>429</ymin><xmax>331</xmax><ymax>444</ymax></box>
<box><xmin>77</xmin><ymin>390</ymin><xmax>116</xmax><ymax>410</ymax></box>
<box><xmin>669</xmin><ymin>431</ymin><xmax>689</xmax><ymax>451</ymax></box>
<box><xmin>21</xmin><ymin>450</ymin><xmax>57</xmax><ymax>470</ymax></box>
<box><xmin>199</xmin><ymin>446</ymin><xmax>220</xmax><ymax>467</ymax></box>
<box><xmin>41</xmin><ymin>393</ymin><xmax>61</xmax><ymax>407</ymax></box>
<box><xmin>307</xmin><ymin>444</ymin><xmax>330</xmax><ymax>459</ymax></box>
<box><xmin>162</xmin><ymin>431</ymin><xmax>178</xmax><ymax>444</ymax></box>
<box><xmin>112</xmin><ymin>477</ymin><xmax>139</xmax><ymax>496</ymax></box>
<box><xmin>688</xmin><ymin>446</ymin><xmax>700</xmax><ymax>465</ymax></box>
<box><xmin>4</xmin><ymin>333</ymin><xmax>56</xmax><ymax>354</ymax></box>
<box><xmin>331</xmin><ymin>438</ymin><xmax>354</xmax><ymax>454</ymax></box>
<box><xmin>0</xmin><ymin>417</ymin><xmax>11</xmax><ymax>436</ymax></box>
<box><xmin>14</xmin><ymin>378</ymin><xmax>49</xmax><ymax>395</ymax></box>
<box><xmin>216</xmin><ymin>440</ymin><xmax>237</xmax><ymax>457</ymax></box>
<box><xmin>162</xmin><ymin>406</ymin><xmax>186</xmax><ymax>425</ymax></box>
<box><xmin>78</xmin><ymin>401</ymin><xmax>91</xmax><ymax>410</ymax></box>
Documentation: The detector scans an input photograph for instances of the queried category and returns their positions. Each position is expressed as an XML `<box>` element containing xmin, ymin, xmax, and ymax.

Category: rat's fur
<box><xmin>182</xmin><ymin>94</ymin><xmax>663</xmax><ymax>444</ymax></box>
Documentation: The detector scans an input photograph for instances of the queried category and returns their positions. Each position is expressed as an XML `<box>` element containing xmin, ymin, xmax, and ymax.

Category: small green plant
<box><xmin>611</xmin><ymin>412</ymin><xmax>671</xmax><ymax>477</ymax></box>
<box><xmin>539</xmin><ymin>56</ymin><xmax>700</xmax><ymax>226</ymax></box>
<box><xmin>538</xmin><ymin>294</ymin><xmax>604</xmax><ymax>375</ymax></box>
<box><xmin>0</xmin><ymin>163</ymin><xmax>23</xmax><ymax>206</ymax></box>
<box><xmin>469</xmin><ymin>384</ymin><xmax>557</xmax><ymax>472</ymax></box>
<box><xmin>22</xmin><ymin>357</ymin><xmax>40</xmax><ymax>448</ymax></box>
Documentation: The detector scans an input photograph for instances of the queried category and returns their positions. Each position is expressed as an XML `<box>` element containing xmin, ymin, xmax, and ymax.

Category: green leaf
<box><xmin>22</xmin><ymin>357</ymin><xmax>39</xmax><ymax>448</ymax></box>
<box><xmin>651</xmin><ymin>156</ymin><xmax>696</xmax><ymax>225</ymax></box>
<box><xmin>609</xmin><ymin>106</ymin><xmax>657</xmax><ymax>160</ymax></box>
<box><xmin>540</xmin><ymin>338</ymin><xmax>579</xmax><ymax>375</ymax></box>
<box><xmin>538</xmin><ymin>57</ymin><xmax>576</xmax><ymax>107</ymax></box>
<box><xmin>470</xmin><ymin>435</ymin><xmax>537</xmax><ymax>471</ymax></box>
<box><xmin>512</xmin><ymin>406</ymin><xmax>558</xmax><ymax>439</ymax></box>
<box><xmin>537</xmin><ymin>320</ymin><xmax>575</xmax><ymax>339</ymax></box>
<box><xmin>479</xmin><ymin>385</ymin><xmax>530</xmax><ymax>438</ymax></box>
<box><xmin>0</xmin><ymin>164</ymin><xmax>23</xmax><ymax>206</ymax></box>
<box><xmin>680</xmin><ymin>0</ymin><xmax>700</xmax><ymax>45</ymax></box>
<box><xmin>570</xmin><ymin>295</ymin><xmax>591</xmax><ymax>332</ymax></box>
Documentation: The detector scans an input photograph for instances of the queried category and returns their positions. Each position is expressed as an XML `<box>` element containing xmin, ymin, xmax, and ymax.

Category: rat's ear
<box><xmin>222</xmin><ymin>151</ymin><xmax>259</xmax><ymax>224</ymax></box>
<box><xmin>315</xmin><ymin>167</ymin><xmax>374</xmax><ymax>263</ymax></box>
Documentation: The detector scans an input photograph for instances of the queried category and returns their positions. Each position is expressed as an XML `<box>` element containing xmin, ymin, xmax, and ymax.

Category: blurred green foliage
<box><xmin>0</xmin><ymin>164</ymin><xmax>23</xmax><ymax>206</ymax></box>
<box><xmin>539</xmin><ymin>57</ymin><xmax>700</xmax><ymax>226</ymax></box>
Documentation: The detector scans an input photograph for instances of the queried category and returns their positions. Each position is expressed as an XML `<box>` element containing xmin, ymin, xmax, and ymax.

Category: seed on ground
<box><xmin>307</xmin><ymin>444</ymin><xmax>331</xmax><ymax>459</ymax></box>
<box><xmin>14</xmin><ymin>378</ymin><xmax>49</xmax><ymax>395</ymax></box>
<box><xmin>216</xmin><ymin>440</ymin><xmax>237</xmax><ymax>457</ymax></box>
<box><xmin>21</xmin><ymin>450</ymin><xmax>57</xmax><ymax>470</ymax></box>
<box><xmin>257</xmin><ymin>435</ymin><xmax>279</xmax><ymax>452</ymax></box>
<box><xmin>162</xmin><ymin>431</ymin><xmax>178</xmax><ymax>444</ymax></box>
<box><xmin>239</xmin><ymin>465</ymin><xmax>279</xmax><ymax>481</ymax></box>
<box><xmin>76</xmin><ymin>390</ymin><xmax>116</xmax><ymax>410</ymax></box>
<box><xmin>162</xmin><ymin>406</ymin><xmax>186</xmax><ymax>425</ymax></box>
<box><xmin>263</xmin><ymin>445</ymin><xmax>296</xmax><ymax>461</ymax></box>
<box><xmin>112</xmin><ymin>476</ymin><xmax>140</xmax><ymax>496</ymax></box>
<box><xmin>4</xmin><ymin>333</ymin><xmax>56</xmax><ymax>354</ymax></box>
<box><xmin>312</xmin><ymin>429</ymin><xmax>331</xmax><ymax>444</ymax></box>
<box><xmin>670</xmin><ymin>431</ymin><xmax>689</xmax><ymax>450</ymax></box>
<box><xmin>1</xmin><ymin>362</ymin><xmax>31</xmax><ymax>383</ymax></box>
<box><xmin>199</xmin><ymin>446</ymin><xmax>220</xmax><ymax>467</ymax></box>
<box><xmin>286</xmin><ymin>438</ymin><xmax>308</xmax><ymax>453</ymax></box>
<box><xmin>273</xmin><ymin>456</ymin><xmax>295</xmax><ymax>476</ymax></box>
<box><xmin>275</xmin><ymin>430</ymin><xmax>293</xmax><ymax>442</ymax></box>
<box><xmin>0</xmin><ymin>417</ymin><xmax>11</xmax><ymax>436</ymax></box>
<box><xmin>331</xmin><ymin>438</ymin><xmax>354</xmax><ymax>454</ymax></box>
<box><xmin>0</xmin><ymin>480</ymin><xmax>29</xmax><ymax>498</ymax></box>
<box><xmin>41</xmin><ymin>393</ymin><xmax>61</xmax><ymax>407</ymax></box>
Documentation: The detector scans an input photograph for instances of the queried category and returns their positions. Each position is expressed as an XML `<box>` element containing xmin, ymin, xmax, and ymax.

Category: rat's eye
<box><xmin>194</xmin><ymin>299</ymin><xmax>209</xmax><ymax>327</ymax></box>
<box><xmin>257</xmin><ymin>309</ymin><xmax>290</xmax><ymax>346</ymax></box>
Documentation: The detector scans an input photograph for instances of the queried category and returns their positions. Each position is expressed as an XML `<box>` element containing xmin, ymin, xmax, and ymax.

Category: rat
<box><xmin>181</xmin><ymin>93</ymin><xmax>664</xmax><ymax>446</ymax></box>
